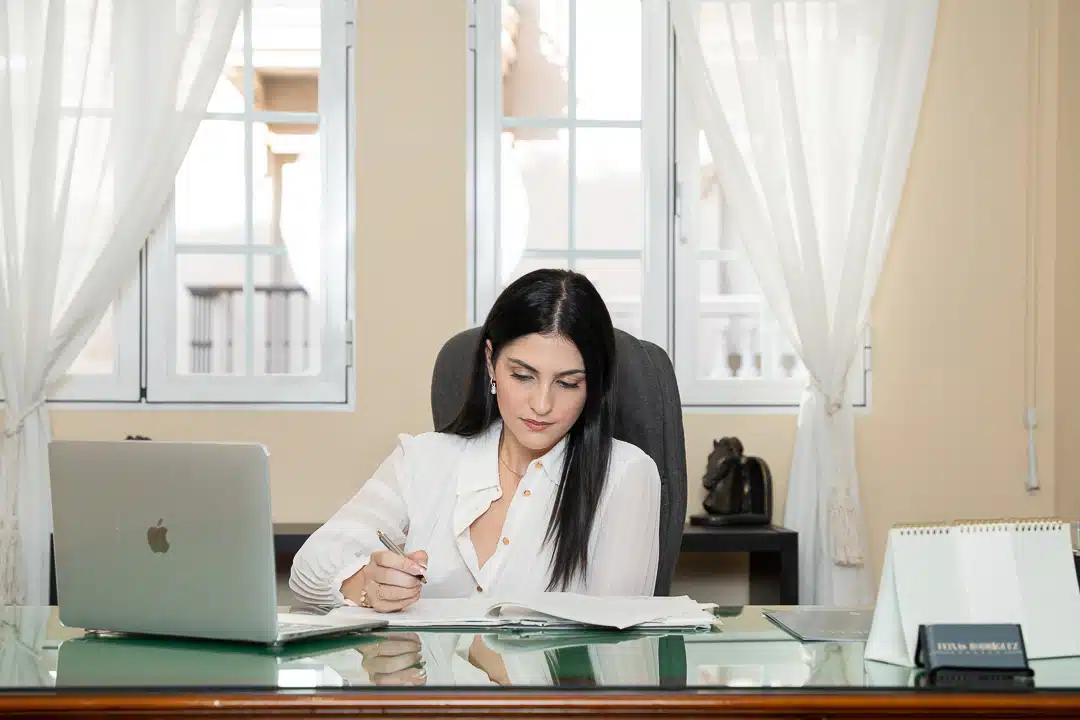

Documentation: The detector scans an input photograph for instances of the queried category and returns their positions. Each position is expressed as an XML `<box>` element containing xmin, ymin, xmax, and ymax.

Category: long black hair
<box><xmin>441</xmin><ymin>268</ymin><xmax>616</xmax><ymax>590</ymax></box>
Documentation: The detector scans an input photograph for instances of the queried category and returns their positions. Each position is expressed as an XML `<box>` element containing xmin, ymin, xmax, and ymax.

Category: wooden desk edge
<box><xmin>2</xmin><ymin>690</ymin><xmax>1079</xmax><ymax>717</ymax></box>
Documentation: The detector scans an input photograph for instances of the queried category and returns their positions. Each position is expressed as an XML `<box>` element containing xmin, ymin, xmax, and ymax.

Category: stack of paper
<box><xmin>328</xmin><ymin>593</ymin><xmax>718</xmax><ymax>631</ymax></box>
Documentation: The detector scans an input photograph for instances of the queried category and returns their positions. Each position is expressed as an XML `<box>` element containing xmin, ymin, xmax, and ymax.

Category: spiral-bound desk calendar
<box><xmin>865</xmin><ymin>518</ymin><xmax>1080</xmax><ymax>667</ymax></box>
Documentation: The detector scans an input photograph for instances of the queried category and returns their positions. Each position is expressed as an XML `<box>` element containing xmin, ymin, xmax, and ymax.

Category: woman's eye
<box><xmin>511</xmin><ymin>373</ymin><xmax>532</xmax><ymax>381</ymax></box>
<box><xmin>558</xmin><ymin>381</ymin><xmax>580</xmax><ymax>390</ymax></box>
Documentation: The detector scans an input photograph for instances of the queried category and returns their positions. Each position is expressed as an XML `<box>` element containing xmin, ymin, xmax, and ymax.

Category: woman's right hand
<box><xmin>343</xmin><ymin>549</ymin><xmax>427</xmax><ymax>613</ymax></box>
<box><xmin>357</xmin><ymin>633</ymin><xmax>427</xmax><ymax>686</ymax></box>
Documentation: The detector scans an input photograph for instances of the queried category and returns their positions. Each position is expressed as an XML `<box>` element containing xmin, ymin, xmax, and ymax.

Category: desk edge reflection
<box><xmin>1</xmin><ymin>689</ymin><xmax>1080</xmax><ymax>717</ymax></box>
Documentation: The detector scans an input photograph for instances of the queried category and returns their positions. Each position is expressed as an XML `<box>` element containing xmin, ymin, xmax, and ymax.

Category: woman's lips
<box><xmin>522</xmin><ymin>419</ymin><xmax>553</xmax><ymax>432</ymax></box>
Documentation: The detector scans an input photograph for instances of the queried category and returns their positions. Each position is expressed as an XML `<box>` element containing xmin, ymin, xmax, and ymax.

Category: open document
<box><xmin>327</xmin><ymin>593</ymin><xmax>718</xmax><ymax>631</ymax></box>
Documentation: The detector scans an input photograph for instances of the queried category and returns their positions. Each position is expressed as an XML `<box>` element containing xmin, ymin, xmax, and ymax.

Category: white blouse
<box><xmin>289</xmin><ymin>420</ymin><xmax>662</xmax><ymax>607</ymax></box>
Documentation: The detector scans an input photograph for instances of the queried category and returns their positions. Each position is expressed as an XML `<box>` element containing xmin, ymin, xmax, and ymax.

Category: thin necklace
<box><xmin>499</xmin><ymin>451</ymin><xmax>523</xmax><ymax>477</ymax></box>
<box><xmin>498</xmin><ymin>435</ymin><xmax>524</xmax><ymax>477</ymax></box>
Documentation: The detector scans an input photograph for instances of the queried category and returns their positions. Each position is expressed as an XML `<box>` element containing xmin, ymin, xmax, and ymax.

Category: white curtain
<box><xmin>0</xmin><ymin>0</ymin><xmax>244</xmax><ymax>605</ymax></box>
<box><xmin>0</xmin><ymin>606</ymin><xmax>49</xmax><ymax>686</ymax></box>
<box><xmin>670</xmin><ymin>0</ymin><xmax>939</xmax><ymax>605</ymax></box>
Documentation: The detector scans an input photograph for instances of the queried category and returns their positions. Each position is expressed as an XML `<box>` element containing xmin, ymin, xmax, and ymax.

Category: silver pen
<box><xmin>376</xmin><ymin>529</ymin><xmax>427</xmax><ymax>584</ymax></box>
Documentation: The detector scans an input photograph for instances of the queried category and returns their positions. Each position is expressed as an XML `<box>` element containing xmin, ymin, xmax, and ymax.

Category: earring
<box><xmin>490</xmin><ymin>380</ymin><xmax>497</xmax><ymax>395</ymax></box>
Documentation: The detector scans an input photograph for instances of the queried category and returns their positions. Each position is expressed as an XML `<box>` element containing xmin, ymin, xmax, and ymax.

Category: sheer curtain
<box><xmin>670</xmin><ymin>0</ymin><xmax>939</xmax><ymax>605</ymax></box>
<box><xmin>0</xmin><ymin>0</ymin><xmax>243</xmax><ymax>605</ymax></box>
<box><xmin>0</xmin><ymin>606</ymin><xmax>49</xmax><ymax>686</ymax></box>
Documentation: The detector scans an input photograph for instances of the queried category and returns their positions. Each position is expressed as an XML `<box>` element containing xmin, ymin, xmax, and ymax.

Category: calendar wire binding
<box><xmin>893</xmin><ymin>517</ymin><xmax>1064</xmax><ymax>535</ymax></box>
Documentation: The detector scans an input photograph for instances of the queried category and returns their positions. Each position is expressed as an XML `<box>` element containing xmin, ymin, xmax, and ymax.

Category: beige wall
<box><xmin>1056</xmin><ymin>0</ymin><xmax>1080</xmax><ymax>522</ymax></box>
<box><xmin>50</xmin><ymin>0</ymin><xmax>1079</xmax><ymax>598</ymax></box>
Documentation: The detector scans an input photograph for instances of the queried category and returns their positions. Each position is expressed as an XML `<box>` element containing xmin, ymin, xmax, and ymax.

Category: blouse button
<box><xmin>476</xmin><ymin>585</ymin><xmax>483</xmax><ymax>593</ymax></box>
<box><xmin>502</xmin><ymin>537</ymin><xmax>510</xmax><ymax>545</ymax></box>
<box><xmin>523</xmin><ymin>489</ymin><xmax>531</xmax><ymax>497</ymax></box>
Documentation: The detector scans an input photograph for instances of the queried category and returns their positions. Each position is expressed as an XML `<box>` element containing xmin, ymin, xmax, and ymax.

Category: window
<box><xmin>58</xmin><ymin>0</ymin><xmax>354</xmax><ymax>406</ymax></box>
<box><xmin>469</xmin><ymin>0</ymin><xmax>671</xmax><ymax>342</ymax></box>
<box><xmin>468</xmin><ymin>0</ymin><xmax>869</xmax><ymax>408</ymax></box>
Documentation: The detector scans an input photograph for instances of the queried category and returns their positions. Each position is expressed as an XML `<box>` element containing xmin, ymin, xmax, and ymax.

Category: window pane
<box><xmin>252</xmin><ymin>0</ymin><xmax>321</xmax><ymax>66</ymax></box>
<box><xmin>696</xmin><ymin>314</ymin><xmax>760</xmax><ymax>380</ymax></box>
<box><xmin>696</xmin><ymin>131</ymin><xmax>734</xmax><ymax>252</ymax></box>
<box><xmin>501</xmin><ymin>130</ymin><xmax>569</xmax><ymax>280</ymax></box>
<box><xmin>253</xmin><ymin>255</ymin><xmax>322</xmax><ymax>376</ymax></box>
<box><xmin>500</xmin><ymin>257</ymin><xmax>569</xmax><ymax>302</ymax></box>
<box><xmin>275</xmin><ymin>140</ymin><xmax>322</xmax><ymax>294</ymax></box>
<box><xmin>696</xmin><ymin>313</ymin><xmax>805</xmax><ymax>382</ymax></box>
<box><xmin>770</xmin><ymin>326</ymin><xmax>804</xmax><ymax>380</ymax></box>
<box><xmin>251</xmin><ymin>0</ymin><xmax>321</xmax><ymax>245</ymax></box>
<box><xmin>257</xmin><ymin>130</ymin><xmax>320</xmax><ymax>246</ymax></box>
<box><xmin>698</xmin><ymin>258</ymin><xmax>761</xmax><ymax>298</ymax></box>
<box><xmin>575</xmin><ymin>128</ymin><xmax>642</xmax><ymax>249</ymax></box>
<box><xmin>176</xmin><ymin>254</ymin><xmax>247</xmax><ymax>375</ymax></box>
<box><xmin>696</xmin><ymin>260</ymin><xmax>806</xmax><ymax>383</ymax></box>
<box><xmin>575</xmin><ymin>258</ymin><xmax>642</xmax><ymax>338</ymax></box>
<box><xmin>502</xmin><ymin>0</ymin><xmax>570</xmax><ymax>119</ymax></box>
<box><xmin>175</xmin><ymin>120</ymin><xmax>246</xmax><ymax>246</ymax></box>
<box><xmin>68</xmin><ymin>308</ymin><xmax>115</xmax><ymax>375</ymax></box>
<box><xmin>503</xmin><ymin>256</ymin><xmax>569</xmax><ymax>289</ymax></box>
<box><xmin>576</xmin><ymin>0</ymin><xmax>641</xmax><ymax>121</ymax></box>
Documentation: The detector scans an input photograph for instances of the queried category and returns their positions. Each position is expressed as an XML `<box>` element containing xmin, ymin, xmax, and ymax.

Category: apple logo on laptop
<box><xmin>147</xmin><ymin>519</ymin><xmax>170</xmax><ymax>554</ymax></box>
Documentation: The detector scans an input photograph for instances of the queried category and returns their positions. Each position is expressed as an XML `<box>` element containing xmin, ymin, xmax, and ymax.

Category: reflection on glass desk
<box><xmin>0</xmin><ymin>605</ymin><xmax>1078</xmax><ymax>692</ymax></box>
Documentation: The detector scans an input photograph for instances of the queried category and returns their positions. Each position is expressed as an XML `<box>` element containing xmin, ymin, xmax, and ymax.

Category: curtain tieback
<box><xmin>809</xmin><ymin>378</ymin><xmax>844</xmax><ymax>417</ymax></box>
<box><xmin>828</xmin><ymin>486</ymin><xmax>865</xmax><ymax>568</ymax></box>
<box><xmin>4</xmin><ymin>397</ymin><xmax>46</xmax><ymax>439</ymax></box>
<box><xmin>809</xmin><ymin>375</ymin><xmax>865</xmax><ymax>566</ymax></box>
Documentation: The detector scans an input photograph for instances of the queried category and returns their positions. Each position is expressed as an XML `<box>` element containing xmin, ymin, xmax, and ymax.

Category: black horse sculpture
<box><xmin>690</xmin><ymin>436</ymin><xmax>773</xmax><ymax>527</ymax></box>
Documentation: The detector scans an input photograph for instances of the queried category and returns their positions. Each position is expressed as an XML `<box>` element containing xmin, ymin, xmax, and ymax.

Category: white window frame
<box><xmin>144</xmin><ymin>0</ymin><xmax>353</xmax><ymax>406</ymax></box>
<box><xmin>50</xmin><ymin>278</ymin><xmax>143</xmax><ymax>403</ymax></box>
<box><xmin>468</xmin><ymin>0</ymin><xmax>871</xmax><ymax>409</ymax></box>
<box><xmin>470</xmin><ymin>0</ymin><xmax>671</xmax><ymax>349</ymax></box>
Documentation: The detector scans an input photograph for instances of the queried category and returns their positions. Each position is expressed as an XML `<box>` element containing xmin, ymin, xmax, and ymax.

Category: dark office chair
<box><xmin>430</xmin><ymin>327</ymin><xmax>687</xmax><ymax>596</ymax></box>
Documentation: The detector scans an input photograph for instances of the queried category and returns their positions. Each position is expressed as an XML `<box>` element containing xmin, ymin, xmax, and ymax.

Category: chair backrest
<box><xmin>430</xmin><ymin>327</ymin><xmax>687</xmax><ymax>596</ymax></box>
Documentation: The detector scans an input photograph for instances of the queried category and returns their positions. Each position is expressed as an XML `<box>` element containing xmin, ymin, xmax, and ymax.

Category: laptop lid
<box><xmin>49</xmin><ymin>440</ymin><xmax>281</xmax><ymax>644</ymax></box>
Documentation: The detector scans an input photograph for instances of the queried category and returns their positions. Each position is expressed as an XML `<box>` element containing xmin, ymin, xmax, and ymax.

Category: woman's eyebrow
<box><xmin>507</xmin><ymin>358</ymin><xmax>585</xmax><ymax>378</ymax></box>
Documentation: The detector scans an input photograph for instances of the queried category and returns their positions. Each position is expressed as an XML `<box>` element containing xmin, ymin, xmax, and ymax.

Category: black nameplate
<box><xmin>915</xmin><ymin>668</ymin><xmax>1035</xmax><ymax>689</ymax></box>
<box><xmin>915</xmin><ymin>624</ymin><xmax>1032</xmax><ymax>682</ymax></box>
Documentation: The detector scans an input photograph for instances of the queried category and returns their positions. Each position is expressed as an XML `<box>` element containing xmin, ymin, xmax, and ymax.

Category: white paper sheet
<box><xmin>328</xmin><ymin>593</ymin><xmax>717</xmax><ymax>630</ymax></box>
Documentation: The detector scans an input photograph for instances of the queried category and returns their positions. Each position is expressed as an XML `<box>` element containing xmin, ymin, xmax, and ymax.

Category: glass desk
<box><xmin>0</xmin><ymin>605</ymin><xmax>1077</xmax><ymax>717</ymax></box>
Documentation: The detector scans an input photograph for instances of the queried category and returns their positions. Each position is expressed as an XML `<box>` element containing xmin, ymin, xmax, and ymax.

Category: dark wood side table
<box><xmin>680</xmin><ymin>524</ymin><xmax>799</xmax><ymax>605</ymax></box>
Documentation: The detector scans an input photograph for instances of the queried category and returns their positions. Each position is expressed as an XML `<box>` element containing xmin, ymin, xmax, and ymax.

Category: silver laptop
<box><xmin>49</xmin><ymin>440</ymin><xmax>386</xmax><ymax>645</ymax></box>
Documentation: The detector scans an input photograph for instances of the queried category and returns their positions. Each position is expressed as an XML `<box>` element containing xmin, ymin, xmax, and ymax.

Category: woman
<box><xmin>289</xmin><ymin>269</ymin><xmax>661</xmax><ymax>612</ymax></box>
